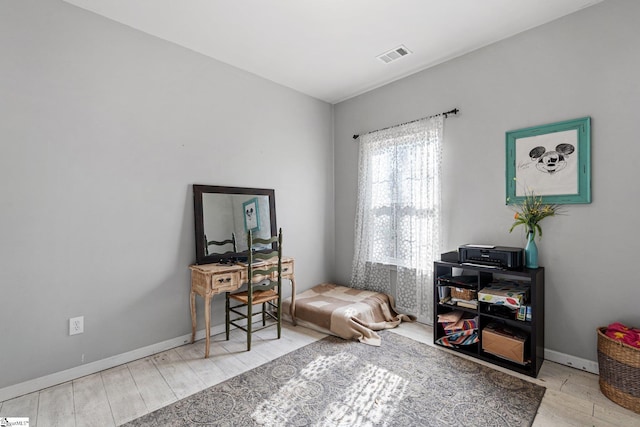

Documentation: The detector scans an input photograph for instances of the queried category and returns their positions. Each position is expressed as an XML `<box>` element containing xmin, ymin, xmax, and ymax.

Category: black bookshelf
<box><xmin>433</xmin><ymin>259</ymin><xmax>545</xmax><ymax>378</ymax></box>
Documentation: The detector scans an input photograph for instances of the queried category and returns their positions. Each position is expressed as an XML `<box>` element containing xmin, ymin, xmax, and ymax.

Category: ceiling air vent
<box><xmin>376</xmin><ymin>45</ymin><xmax>412</xmax><ymax>64</ymax></box>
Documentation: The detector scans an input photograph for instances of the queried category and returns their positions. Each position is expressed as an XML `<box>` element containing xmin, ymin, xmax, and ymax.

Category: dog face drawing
<box><xmin>529</xmin><ymin>143</ymin><xmax>575</xmax><ymax>174</ymax></box>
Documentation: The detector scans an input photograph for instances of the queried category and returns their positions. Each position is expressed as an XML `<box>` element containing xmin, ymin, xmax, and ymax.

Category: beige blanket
<box><xmin>283</xmin><ymin>283</ymin><xmax>415</xmax><ymax>346</ymax></box>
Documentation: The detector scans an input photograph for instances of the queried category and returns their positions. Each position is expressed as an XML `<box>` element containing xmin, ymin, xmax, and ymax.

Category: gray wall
<box><xmin>334</xmin><ymin>0</ymin><xmax>640</xmax><ymax>363</ymax></box>
<box><xmin>0</xmin><ymin>0</ymin><xmax>334</xmax><ymax>389</ymax></box>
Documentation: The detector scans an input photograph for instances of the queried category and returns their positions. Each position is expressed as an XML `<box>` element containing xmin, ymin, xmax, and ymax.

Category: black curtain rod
<box><xmin>352</xmin><ymin>108</ymin><xmax>459</xmax><ymax>140</ymax></box>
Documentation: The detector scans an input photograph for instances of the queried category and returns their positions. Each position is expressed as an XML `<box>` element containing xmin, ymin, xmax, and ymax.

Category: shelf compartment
<box><xmin>480</xmin><ymin>349</ymin><xmax>532</xmax><ymax>367</ymax></box>
<box><xmin>481</xmin><ymin>312</ymin><xmax>532</xmax><ymax>329</ymax></box>
<box><xmin>478</xmin><ymin>351</ymin><xmax>534</xmax><ymax>376</ymax></box>
<box><xmin>435</xmin><ymin>342</ymin><xmax>479</xmax><ymax>357</ymax></box>
<box><xmin>480</xmin><ymin>322</ymin><xmax>530</xmax><ymax>366</ymax></box>
<box><xmin>438</xmin><ymin>302</ymin><xmax>478</xmax><ymax>314</ymax></box>
<box><xmin>479</xmin><ymin>303</ymin><xmax>531</xmax><ymax>323</ymax></box>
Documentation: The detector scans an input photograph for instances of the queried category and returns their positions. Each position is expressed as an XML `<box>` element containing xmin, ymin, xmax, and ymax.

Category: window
<box><xmin>368</xmin><ymin>139</ymin><xmax>440</xmax><ymax>268</ymax></box>
<box><xmin>351</xmin><ymin>116</ymin><xmax>443</xmax><ymax>320</ymax></box>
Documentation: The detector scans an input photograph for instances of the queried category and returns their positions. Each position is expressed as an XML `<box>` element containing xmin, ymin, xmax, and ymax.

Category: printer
<box><xmin>458</xmin><ymin>244</ymin><xmax>524</xmax><ymax>269</ymax></box>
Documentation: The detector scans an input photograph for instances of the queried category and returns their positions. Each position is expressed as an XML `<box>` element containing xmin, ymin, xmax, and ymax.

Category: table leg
<box><xmin>189</xmin><ymin>291</ymin><xmax>198</xmax><ymax>344</ymax></box>
<box><xmin>190</xmin><ymin>290</ymin><xmax>197</xmax><ymax>344</ymax></box>
<box><xmin>204</xmin><ymin>293</ymin><xmax>212</xmax><ymax>358</ymax></box>
<box><xmin>289</xmin><ymin>276</ymin><xmax>297</xmax><ymax>326</ymax></box>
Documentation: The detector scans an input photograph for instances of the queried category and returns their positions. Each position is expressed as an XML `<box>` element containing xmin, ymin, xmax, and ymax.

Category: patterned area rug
<box><xmin>125</xmin><ymin>332</ymin><xmax>545</xmax><ymax>426</ymax></box>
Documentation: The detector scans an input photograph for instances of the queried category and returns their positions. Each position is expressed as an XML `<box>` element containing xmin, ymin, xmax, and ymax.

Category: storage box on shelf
<box><xmin>482</xmin><ymin>322</ymin><xmax>529</xmax><ymax>364</ymax></box>
<box><xmin>433</xmin><ymin>258</ymin><xmax>544</xmax><ymax>378</ymax></box>
<box><xmin>451</xmin><ymin>287</ymin><xmax>477</xmax><ymax>301</ymax></box>
<box><xmin>478</xmin><ymin>282</ymin><xmax>528</xmax><ymax>308</ymax></box>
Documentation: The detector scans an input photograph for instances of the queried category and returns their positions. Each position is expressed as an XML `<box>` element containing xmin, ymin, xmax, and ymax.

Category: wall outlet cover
<box><xmin>69</xmin><ymin>316</ymin><xmax>84</xmax><ymax>335</ymax></box>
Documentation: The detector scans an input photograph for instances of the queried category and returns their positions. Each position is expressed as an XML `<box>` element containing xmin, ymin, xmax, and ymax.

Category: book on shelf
<box><xmin>437</xmin><ymin>285</ymin><xmax>451</xmax><ymax>301</ymax></box>
<box><xmin>455</xmin><ymin>299</ymin><xmax>478</xmax><ymax>309</ymax></box>
<box><xmin>516</xmin><ymin>305</ymin><xmax>532</xmax><ymax>321</ymax></box>
<box><xmin>440</xmin><ymin>297</ymin><xmax>479</xmax><ymax>309</ymax></box>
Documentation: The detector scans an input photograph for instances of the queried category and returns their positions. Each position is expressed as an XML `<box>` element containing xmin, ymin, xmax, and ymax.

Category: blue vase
<box><xmin>525</xmin><ymin>230</ymin><xmax>538</xmax><ymax>269</ymax></box>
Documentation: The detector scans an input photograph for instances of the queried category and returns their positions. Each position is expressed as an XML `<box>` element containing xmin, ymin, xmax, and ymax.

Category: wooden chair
<box><xmin>225</xmin><ymin>228</ymin><xmax>283</xmax><ymax>351</ymax></box>
<box><xmin>204</xmin><ymin>233</ymin><xmax>237</xmax><ymax>256</ymax></box>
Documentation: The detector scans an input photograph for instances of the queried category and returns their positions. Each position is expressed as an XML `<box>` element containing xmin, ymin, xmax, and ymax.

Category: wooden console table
<box><xmin>189</xmin><ymin>257</ymin><xmax>296</xmax><ymax>358</ymax></box>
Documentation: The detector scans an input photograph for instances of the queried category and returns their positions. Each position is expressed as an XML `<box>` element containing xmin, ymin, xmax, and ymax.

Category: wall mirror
<box><xmin>193</xmin><ymin>185</ymin><xmax>277</xmax><ymax>265</ymax></box>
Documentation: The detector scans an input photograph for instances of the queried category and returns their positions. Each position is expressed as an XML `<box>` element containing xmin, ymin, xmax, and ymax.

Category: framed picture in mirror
<box><xmin>242</xmin><ymin>197</ymin><xmax>260</xmax><ymax>232</ymax></box>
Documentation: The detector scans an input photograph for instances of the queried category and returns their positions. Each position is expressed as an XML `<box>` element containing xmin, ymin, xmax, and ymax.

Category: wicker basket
<box><xmin>597</xmin><ymin>326</ymin><xmax>640</xmax><ymax>414</ymax></box>
<box><xmin>450</xmin><ymin>287</ymin><xmax>477</xmax><ymax>301</ymax></box>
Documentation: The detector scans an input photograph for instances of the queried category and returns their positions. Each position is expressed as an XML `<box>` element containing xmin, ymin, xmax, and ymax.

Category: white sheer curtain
<box><xmin>351</xmin><ymin>116</ymin><xmax>443</xmax><ymax>324</ymax></box>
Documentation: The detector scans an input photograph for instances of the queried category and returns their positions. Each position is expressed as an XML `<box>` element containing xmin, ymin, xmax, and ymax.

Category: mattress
<box><xmin>282</xmin><ymin>283</ymin><xmax>415</xmax><ymax>346</ymax></box>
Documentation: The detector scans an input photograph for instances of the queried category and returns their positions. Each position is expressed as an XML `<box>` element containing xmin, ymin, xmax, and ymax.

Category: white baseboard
<box><xmin>0</xmin><ymin>325</ymin><xmax>226</xmax><ymax>403</ymax></box>
<box><xmin>544</xmin><ymin>348</ymin><xmax>599</xmax><ymax>374</ymax></box>
<box><xmin>1</xmin><ymin>327</ymin><xmax>600</xmax><ymax>403</ymax></box>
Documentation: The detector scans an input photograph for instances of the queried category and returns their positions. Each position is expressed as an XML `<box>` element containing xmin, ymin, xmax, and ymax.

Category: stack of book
<box><xmin>436</xmin><ymin>309</ymin><xmax>479</xmax><ymax>347</ymax></box>
<box><xmin>452</xmin><ymin>298</ymin><xmax>478</xmax><ymax>309</ymax></box>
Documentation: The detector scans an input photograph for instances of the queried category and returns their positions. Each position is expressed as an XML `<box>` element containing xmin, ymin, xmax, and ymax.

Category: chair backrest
<box><xmin>246</xmin><ymin>228</ymin><xmax>282</xmax><ymax>294</ymax></box>
<box><xmin>204</xmin><ymin>233</ymin><xmax>237</xmax><ymax>256</ymax></box>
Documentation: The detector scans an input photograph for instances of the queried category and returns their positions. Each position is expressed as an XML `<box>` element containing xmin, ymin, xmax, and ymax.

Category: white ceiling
<box><xmin>63</xmin><ymin>0</ymin><xmax>603</xmax><ymax>104</ymax></box>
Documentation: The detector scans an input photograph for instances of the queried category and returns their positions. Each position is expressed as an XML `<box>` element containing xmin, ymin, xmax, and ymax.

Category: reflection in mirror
<box><xmin>193</xmin><ymin>185</ymin><xmax>277</xmax><ymax>265</ymax></box>
<box><xmin>202</xmin><ymin>193</ymin><xmax>271</xmax><ymax>252</ymax></box>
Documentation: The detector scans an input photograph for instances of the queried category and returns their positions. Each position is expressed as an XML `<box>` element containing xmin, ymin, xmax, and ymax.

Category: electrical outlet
<box><xmin>69</xmin><ymin>316</ymin><xmax>84</xmax><ymax>335</ymax></box>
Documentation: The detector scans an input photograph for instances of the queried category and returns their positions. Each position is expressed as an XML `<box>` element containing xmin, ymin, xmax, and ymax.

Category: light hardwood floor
<box><xmin>1</xmin><ymin>322</ymin><xmax>639</xmax><ymax>426</ymax></box>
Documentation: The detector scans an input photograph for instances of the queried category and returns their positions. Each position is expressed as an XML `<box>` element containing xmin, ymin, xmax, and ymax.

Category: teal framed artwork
<box><xmin>242</xmin><ymin>197</ymin><xmax>261</xmax><ymax>232</ymax></box>
<box><xmin>506</xmin><ymin>117</ymin><xmax>591</xmax><ymax>205</ymax></box>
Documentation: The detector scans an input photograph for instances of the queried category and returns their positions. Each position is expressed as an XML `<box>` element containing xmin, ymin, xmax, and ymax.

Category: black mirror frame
<box><xmin>193</xmin><ymin>184</ymin><xmax>277</xmax><ymax>265</ymax></box>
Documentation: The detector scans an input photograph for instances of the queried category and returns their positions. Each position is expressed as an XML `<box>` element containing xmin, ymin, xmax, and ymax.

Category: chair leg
<box><xmin>277</xmin><ymin>295</ymin><xmax>282</xmax><ymax>339</ymax></box>
<box><xmin>225</xmin><ymin>293</ymin><xmax>230</xmax><ymax>341</ymax></box>
<box><xmin>262</xmin><ymin>302</ymin><xmax>266</xmax><ymax>326</ymax></box>
<box><xmin>247</xmin><ymin>303</ymin><xmax>252</xmax><ymax>351</ymax></box>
